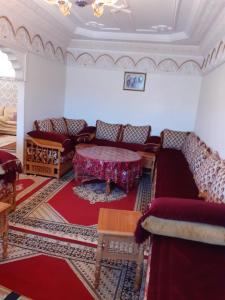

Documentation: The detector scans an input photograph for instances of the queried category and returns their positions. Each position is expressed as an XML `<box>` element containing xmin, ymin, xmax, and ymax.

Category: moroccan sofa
<box><xmin>136</xmin><ymin>129</ymin><xmax>225</xmax><ymax>300</ymax></box>
<box><xmin>25</xmin><ymin>119</ymin><xmax>161</xmax><ymax>179</ymax></box>
<box><xmin>0</xmin><ymin>150</ymin><xmax>22</xmax><ymax>211</ymax></box>
<box><xmin>0</xmin><ymin>105</ymin><xmax>17</xmax><ymax>135</ymax></box>
<box><xmin>89</xmin><ymin>120</ymin><xmax>161</xmax><ymax>153</ymax></box>
<box><xmin>24</xmin><ymin>117</ymin><xmax>92</xmax><ymax>178</ymax></box>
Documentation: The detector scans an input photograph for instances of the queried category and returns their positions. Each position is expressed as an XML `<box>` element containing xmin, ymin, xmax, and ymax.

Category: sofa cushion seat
<box><xmin>91</xmin><ymin>138</ymin><xmax>159</xmax><ymax>153</ymax></box>
<box><xmin>155</xmin><ymin>148</ymin><xmax>199</xmax><ymax>199</ymax></box>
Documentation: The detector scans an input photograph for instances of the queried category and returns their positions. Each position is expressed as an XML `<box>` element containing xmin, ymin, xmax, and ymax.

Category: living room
<box><xmin>0</xmin><ymin>0</ymin><xmax>225</xmax><ymax>299</ymax></box>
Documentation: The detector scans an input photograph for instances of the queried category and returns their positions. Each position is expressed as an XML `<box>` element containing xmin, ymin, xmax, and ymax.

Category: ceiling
<box><xmin>1</xmin><ymin>0</ymin><xmax>225</xmax><ymax>55</ymax></box>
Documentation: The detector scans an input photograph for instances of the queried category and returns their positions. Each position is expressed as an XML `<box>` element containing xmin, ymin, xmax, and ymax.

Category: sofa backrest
<box><xmin>34</xmin><ymin>117</ymin><xmax>87</xmax><ymax>136</ymax></box>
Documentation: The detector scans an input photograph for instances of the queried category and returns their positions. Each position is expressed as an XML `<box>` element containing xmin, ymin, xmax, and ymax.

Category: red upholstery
<box><xmin>136</xmin><ymin>147</ymin><xmax>225</xmax><ymax>300</ymax></box>
<box><xmin>155</xmin><ymin>149</ymin><xmax>199</xmax><ymax>198</ymax></box>
<box><xmin>0</xmin><ymin>150</ymin><xmax>22</xmax><ymax>183</ymax></box>
<box><xmin>91</xmin><ymin>136</ymin><xmax>161</xmax><ymax>153</ymax></box>
<box><xmin>135</xmin><ymin>197</ymin><xmax>225</xmax><ymax>244</ymax></box>
<box><xmin>149</xmin><ymin>235</ymin><xmax>225</xmax><ymax>300</ymax></box>
<box><xmin>147</xmin><ymin>197</ymin><xmax>225</xmax><ymax>227</ymax></box>
<box><xmin>27</xmin><ymin>131</ymin><xmax>74</xmax><ymax>154</ymax></box>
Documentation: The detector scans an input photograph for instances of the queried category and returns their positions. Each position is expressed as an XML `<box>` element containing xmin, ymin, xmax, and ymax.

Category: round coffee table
<box><xmin>73</xmin><ymin>146</ymin><xmax>142</xmax><ymax>194</ymax></box>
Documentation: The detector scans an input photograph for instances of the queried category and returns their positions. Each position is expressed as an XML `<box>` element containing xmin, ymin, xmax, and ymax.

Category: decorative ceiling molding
<box><xmin>202</xmin><ymin>37</ymin><xmax>225</xmax><ymax>74</ymax></box>
<box><xmin>66</xmin><ymin>51</ymin><xmax>203</xmax><ymax>75</ymax></box>
<box><xmin>0</xmin><ymin>16</ymin><xmax>66</xmax><ymax>63</ymax></box>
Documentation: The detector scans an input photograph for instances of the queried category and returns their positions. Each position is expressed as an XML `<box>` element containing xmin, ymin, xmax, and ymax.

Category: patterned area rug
<box><xmin>0</xmin><ymin>230</ymin><xmax>146</xmax><ymax>300</ymax></box>
<box><xmin>73</xmin><ymin>181</ymin><xmax>127</xmax><ymax>204</ymax></box>
<box><xmin>10</xmin><ymin>172</ymin><xmax>151</xmax><ymax>244</ymax></box>
<box><xmin>0</xmin><ymin>171</ymin><xmax>151</xmax><ymax>300</ymax></box>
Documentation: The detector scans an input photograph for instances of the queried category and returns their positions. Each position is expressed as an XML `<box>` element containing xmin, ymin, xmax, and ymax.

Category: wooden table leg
<box><xmin>106</xmin><ymin>179</ymin><xmax>111</xmax><ymax>196</ymax></box>
<box><xmin>2</xmin><ymin>212</ymin><xmax>8</xmax><ymax>259</ymax></box>
<box><xmin>94</xmin><ymin>233</ymin><xmax>104</xmax><ymax>288</ymax></box>
<box><xmin>134</xmin><ymin>244</ymin><xmax>144</xmax><ymax>290</ymax></box>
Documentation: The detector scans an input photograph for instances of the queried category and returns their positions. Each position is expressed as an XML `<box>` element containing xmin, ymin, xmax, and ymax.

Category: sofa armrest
<box><xmin>75</xmin><ymin>126</ymin><xmax>96</xmax><ymax>143</ymax></box>
<box><xmin>27</xmin><ymin>131</ymin><xmax>74</xmax><ymax>154</ymax></box>
<box><xmin>135</xmin><ymin>197</ymin><xmax>225</xmax><ymax>245</ymax></box>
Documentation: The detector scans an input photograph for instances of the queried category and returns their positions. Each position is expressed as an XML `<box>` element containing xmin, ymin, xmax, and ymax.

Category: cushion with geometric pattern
<box><xmin>51</xmin><ymin>118</ymin><xmax>68</xmax><ymax>135</ymax></box>
<box><xmin>207</xmin><ymin>167</ymin><xmax>225</xmax><ymax>204</ymax></box>
<box><xmin>162</xmin><ymin>129</ymin><xmax>188</xmax><ymax>150</ymax></box>
<box><xmin>194</xmin><ymin>152</ymin><xmax>223</xmax><ymax>195</ymax></box>
<box><xmin>189</xmin><ymin>144</ymin><xmax>209</xmax><ymax>174</ymax></box>
<box><xmin>96</xmin><ymin>120</ymin><xmax>122</xmax><ymax>142</ymax></box>
<box><xmin>35</xmin><ymin>119</ymin><xmax>53</xmax><ymax>132</ymax></box>
<box><xmin>122</xmin><ymin>125</ymin><xmax>150</xmax><ymax>144</ymax></box>
<box><xmin>65</xmin><ymin>119</ymin><xmax>87</xmax><ymax>136</ymax></box>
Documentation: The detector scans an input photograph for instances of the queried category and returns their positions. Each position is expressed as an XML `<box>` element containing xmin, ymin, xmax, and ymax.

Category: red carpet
<box><xmin>10</xmin><ymin>172</ymin><xmax>151</xmax><ymax>243</ymax></box>
<box><xmin>1</xmin><ymin>172</ymin><xmax>150</xmax><ymax>299</ymax></box>
<box><xmin>49</xmin><ymin>180</ymin><xmax>138</xmax><ymax>225</ymax></box>
<box><xmin>0</xmin><ymin>255</ymin><xmax>93</xmax><ymax>300</ymax></box>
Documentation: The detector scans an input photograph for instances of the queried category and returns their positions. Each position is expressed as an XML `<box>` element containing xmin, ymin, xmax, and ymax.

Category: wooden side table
<box><xmin>94</xmin><ymin>208</ymin><xmax>143</xmax><ymax>290</ymax></box>
<box><xmin>0</xmin><ymin>202</ymin><xmax>10</xmax><ymax>259</ymax></box>
<box><xmin>137</xmin><ymin>151</ymin><xmax>156</xmax><ymax>171</ymax></box>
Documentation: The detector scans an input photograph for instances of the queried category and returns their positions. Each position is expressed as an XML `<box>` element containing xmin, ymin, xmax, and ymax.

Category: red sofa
<box><xmin>136</xmin><ymin>138</ymin><xmax>225</xmax><ymax>300</ymax></box>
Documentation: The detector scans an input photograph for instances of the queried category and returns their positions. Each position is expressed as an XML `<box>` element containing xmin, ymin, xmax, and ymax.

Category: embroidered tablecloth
<box><xmin>73</xmin><ymin>146</ymin><xmax>142</xmax><ymax>193</ymax></box>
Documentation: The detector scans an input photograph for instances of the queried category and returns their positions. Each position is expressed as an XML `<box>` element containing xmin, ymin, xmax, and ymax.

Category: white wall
<box><xmin>64</xmin><ymin>66</ymin><xmax>202</xmax><ymax>135</ymax></box>
<box><xmin>24</xmin><ymin>53</ymin><xmax>66</xmax><ymax>133</ymax></box>
<box><xmin>16</xmin><ymin>53</ymin><xmax>66</xmax><ymax>162</ymax></box>
<box><xmin>195</xmin><ymin>63</ymin><xmax>225</xmax><ymax>159</ymax></box>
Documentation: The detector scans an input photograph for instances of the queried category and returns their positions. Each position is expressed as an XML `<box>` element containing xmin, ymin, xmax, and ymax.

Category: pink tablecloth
<box><xmin>73</xmin><ymin>146</ymin><xmax>142</xmax><ymax>193</ymax></box>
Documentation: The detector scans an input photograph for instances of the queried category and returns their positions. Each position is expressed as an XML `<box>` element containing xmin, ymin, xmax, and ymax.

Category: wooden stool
<box><xmin>0</xmin><ymin>202</ymin><xmax>10</xmax><ymax>259</ymax></box>
<box><xmin>94</xmin><ymin>208</ymin><xmax>143</xmax><ymax>290</ymax></box>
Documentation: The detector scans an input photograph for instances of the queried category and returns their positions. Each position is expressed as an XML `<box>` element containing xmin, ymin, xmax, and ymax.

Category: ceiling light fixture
<box><xmin>75</xmin><ymin>0</ymin><xmax>119</xmax><ymax>17</ymax></box>
<box><xmin>45</xmin><ymin>0</ymin><xmax>72</xmax><ymax>16</ymax></box>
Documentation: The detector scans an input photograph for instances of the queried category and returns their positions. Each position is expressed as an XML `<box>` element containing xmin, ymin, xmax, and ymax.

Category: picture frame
<box><xmin>123</xmin><ymin>72</ymin><xmax>146</xmax><ymax>92</ymax></box>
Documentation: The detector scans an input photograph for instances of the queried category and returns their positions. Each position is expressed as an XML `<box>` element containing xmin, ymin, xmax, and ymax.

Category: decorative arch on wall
<box><xmin>65</xmin><ymin>51</ymin><xmax>203</xmax><ymax>75</ymax></box>
<box><xmin>0</xmin><ymin>16</ymin><xmax>66</xmax><ymax>64</ymax></box>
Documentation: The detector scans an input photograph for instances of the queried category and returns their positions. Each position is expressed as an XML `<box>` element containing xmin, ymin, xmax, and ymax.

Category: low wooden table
<box><xmin>94</xmin><ymin>208</ymin><xmax>143</xmax><ymax>290</ymax></box>
<box><xmin>0</xmin><ymin>202</ymin><xmax>10</xmax><ymax>259</ymax></box>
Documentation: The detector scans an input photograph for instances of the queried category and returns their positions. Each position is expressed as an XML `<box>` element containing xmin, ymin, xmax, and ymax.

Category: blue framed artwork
<box><xmin>123</xmin><ymin>72</ymin><xmax>146</xmax><ymax>92</ymax></box>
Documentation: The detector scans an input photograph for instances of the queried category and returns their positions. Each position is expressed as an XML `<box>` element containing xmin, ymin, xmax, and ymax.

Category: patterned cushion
<box><xmin>189</xmin><ymin>144</ymin><xmax>209</xmax><ymax>174</ymax></box>
<box><xmin>35</xmin><ymin>119</ymin><xmax>53</xmax><ymax>132</ymax></box>
<box><xmin>122</xmin><ymin>125</ymin><xmax>150</xmax><ymax>144</ymax></box>
<box><xmin>207</xmin><ymin>167</ymin><xmax>225</xmax><ymax>204</ymax></box>
<box><xmin>162</xmin><ymin>129</ymin><xmax>187</xmax><ymax>150</ymax></box>
<box><xmin>182</xmin><ymin>133</ymin><xmax>201</xmax><ymax>165</ymax></box>
<box><xmin>51</xmin><ymin>118</ymin><xmax>68</xmax><ymax>135</ymax></box>
<box><xmin>65</xmin><ymin>119</ymin><xmax>87</xmax><ymax>136</ymax></box>
<box><xmin>194</xmin><ymin>152</ymin><xmax>222</xmax><ymax>194</ymax></box>
<box><xmin>96</xmin><ymin>120</ymin><xmax>122</xmax><ymax>142</ymax></box>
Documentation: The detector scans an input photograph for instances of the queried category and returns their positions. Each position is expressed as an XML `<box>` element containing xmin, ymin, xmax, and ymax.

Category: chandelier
<box><xmin>44</xmin><ymin>0</ymin><xmax>72</xmax><ymax>16</ymax></box>
<box><xmin>44</xmin><ymin>0</ymin><xmax>119</xmax><ymax>17</ymax></box>
<box><xmin>76</xmin><ymin>0</ymin><xmax>119</xmax><ymax>17</ymax></box>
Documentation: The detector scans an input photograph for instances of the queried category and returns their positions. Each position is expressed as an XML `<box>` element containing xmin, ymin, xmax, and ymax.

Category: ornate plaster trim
<box><xmin>0</xmin><ymin>16</ymin><xmax>66</xmax><ymax>63</ymax></box>
<box><xmin>202</xmin><ymin>37</ymin><xmax>225</xmax><ymax>74</ymax></box>
<box><xmin>66</xmin><ymin>51</ymin><xmax>203</xmax><ymax>75</ymax></box>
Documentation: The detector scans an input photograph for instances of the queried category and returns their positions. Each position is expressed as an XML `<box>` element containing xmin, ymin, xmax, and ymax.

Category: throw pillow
<box><xmin>122</xmin><ymin>125</ymin><xmax>150</xmax><ymax>144</ymax></box>
<box><xmin>207</xmin><ymin>167</ymin><xmax>225</xmax><ymax>204</ymax></box>
<box><xmin>162</xmin><ymin>129</ymin><xmax>187</xmax><ymax>150</ymax></box>
<box><xmin>189</xmin><ymin>144</ymin><xmax>209</xmax><ymax>174</ymax></box>
<box><xmin>182</xmin><ymin>133</ymin><xmax>201</xmax><ymax>165</ymax></box>
<box><xmin>51</xmin><ymin>118</ymin><xmax>68</xmax><ymax>135</ymax></box>
<box><xmin>139</xmin><ymin>197</ymin><xmax>225</xmax><ymax>246</ymax></box>
<box><xmin>35</xmin><ymin>119</ymin><xmax>53</xmax><ymax>132</ymax></box>
<box><xmin>65</xmin><ymin>119</ymin><xmax>87</xmax><ymax>136</ymax></box>
<box><xmin>194</xmin><ymin>152</ymin><xmax>222</xmax><ymax>195</ymax></box>
<box><xmin>96</xmin><ymin>120</ymin><xmax>122</xmax><ymax>142</ymax></box>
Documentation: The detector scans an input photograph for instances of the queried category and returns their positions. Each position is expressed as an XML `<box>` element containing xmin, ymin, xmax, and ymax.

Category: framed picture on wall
<box><xmin>123</xmin><ymin>72</ymin><xmax>146</xmax><ymax>92</ymax></box>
